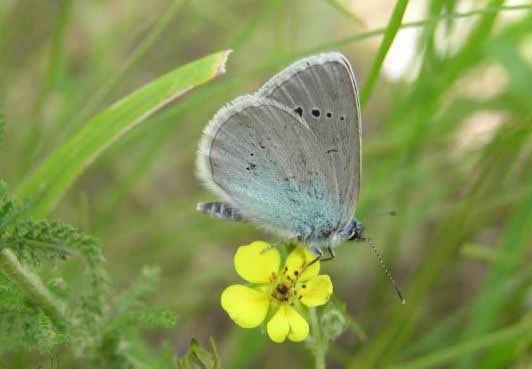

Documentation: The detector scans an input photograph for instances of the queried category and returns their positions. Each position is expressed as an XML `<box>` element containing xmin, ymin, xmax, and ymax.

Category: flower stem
<box><xmin>310</xmin><ymin>308</ymin><xmax>327</xmax><ymax>369</ymax></box>
<box><xmin>0</xmin><ymin>248</ymin><xmax>66</xmax><ymax>327</ymax></box>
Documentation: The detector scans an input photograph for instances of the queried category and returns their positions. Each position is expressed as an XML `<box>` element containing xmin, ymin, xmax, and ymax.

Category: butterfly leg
<box><xmin>307</xmin><ymin>245</ymin><xmax>336</xmax><ymax>267</ymax></box>
<box><xmin>307</xmin><ymin>245</ymin><xmax>323</xmax><ymax>267</ymax></box>
<box><xmin>320</xmin><ymin>245</ymin><xmax>336</xmax><ymax>263</ymax></box>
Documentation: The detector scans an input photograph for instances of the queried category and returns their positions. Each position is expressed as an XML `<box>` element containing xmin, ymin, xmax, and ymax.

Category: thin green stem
<box><xmin>386</xmin><ymin>316</ymin><xmax>532</xmax><ymax>369</ymax></box>
<box><xmin>347</xmin><ymin>315</ymin><xmax>368</xmax><ymax>342</ymax></box>
<box><xmin>359</xmin><ymin>0</ymin><xmax>409</xmax><ymax>108</ymax></box>
<box><xmin>324</xmin><ymin>0</ymin><xmax>366</xmax><ymax>27</ymax></box>
<box><xmin>35</xmin><ymin>0</ymin><xmax>73</xmax><ymax>114</ymax></box>
<box><xmin>0</xmin><ymin>248</ymin><xmax>66</xmax><ymax>327</ymax></box>
<box><xmin>310</xmin><ymin>308</ymin><xmax>326</xmax><ymax>369</ymax></box>
<box><xmin>306</xmin><ymin>4</ymin><xmax>532</xmax><ymax>55</ymax></box>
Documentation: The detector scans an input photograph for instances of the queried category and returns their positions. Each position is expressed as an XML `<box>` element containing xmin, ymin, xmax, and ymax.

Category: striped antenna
<box><xmin>364</xmin><ymin>237</ymin><xmax>406</xmax><ymax>304</ymax></box>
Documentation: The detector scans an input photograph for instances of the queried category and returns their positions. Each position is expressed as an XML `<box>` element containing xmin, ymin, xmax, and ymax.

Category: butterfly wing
<box><xmin>197</xmin><ymin>95</ymin><xmax>342</xmax><ymax>240</ymax></box>
<box><xmin>257</xmin><ymin>52</ymin><xmax>361</xmax><ymax>225</ymax></box>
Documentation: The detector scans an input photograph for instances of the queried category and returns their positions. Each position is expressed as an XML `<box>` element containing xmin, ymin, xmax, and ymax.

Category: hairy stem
<box><xmin>310</xmin><ymin>308</ymin><xmax>327</xmax><ymax>369</ymax></box>
<box><xmin>0</xmin><ymin>248</ymin><xmax>66</xmax><ymax>327</ymax></box>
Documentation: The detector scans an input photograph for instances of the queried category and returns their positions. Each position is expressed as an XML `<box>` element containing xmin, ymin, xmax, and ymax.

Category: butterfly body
<box><xmin>196</xmin><ymin>52</ymin><xmax>363</xmax><ymax>256</ymax></box>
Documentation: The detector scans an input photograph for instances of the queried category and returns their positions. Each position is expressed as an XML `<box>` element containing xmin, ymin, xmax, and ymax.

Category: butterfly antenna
<box><xmin>364</xmin><ymin>237</ymin><xmax>406</xmax><ymax>304</ymax></box>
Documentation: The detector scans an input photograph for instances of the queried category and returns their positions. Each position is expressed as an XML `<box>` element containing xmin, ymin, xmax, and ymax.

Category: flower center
<box><xmin>271</xmin><ymin>281</ymin><xmax>294</xmax><ymax>303</ymax></box>
<box><xmin>276</xmin><ymin>284</ymin><xmax>289</xmax><ymax>295</ymax></box>
<box><xmin>270</xmin><ymin>266</ymin><xmax>305</xmax><ymax>305</ymax></box>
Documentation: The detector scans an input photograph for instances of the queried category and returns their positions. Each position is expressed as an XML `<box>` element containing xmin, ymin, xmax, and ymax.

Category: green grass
<box><xmin>359</xmin><ymin>0</ymin><xmax>409</xmax><ymax>108</ymax></box>
<box><xmin>17</xmin><ymin>50</ymin><xmax>230</xmax><ymax>218</ymax></box>
<box><xmin>1</xmin><ymin>0</ymin><xmax>531</xmax><ymax>368</ymax></box>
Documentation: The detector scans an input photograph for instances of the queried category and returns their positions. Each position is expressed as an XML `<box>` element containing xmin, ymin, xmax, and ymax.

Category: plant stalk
<box><xmin>0</xmin><ymin>248</ymin><xmax>66</xmax><ymax>327</ymax></box>
<box><xmin>310</xmin><ymin>308</ymin><xmax>327</xmax><ymax>369</ymax></box>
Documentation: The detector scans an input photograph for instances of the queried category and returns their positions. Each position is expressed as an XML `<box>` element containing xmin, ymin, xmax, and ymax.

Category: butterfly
<box><xmin>196</xmin><ymin>52</ymin><xmax>364</xmax><ymax>261</ymax></box>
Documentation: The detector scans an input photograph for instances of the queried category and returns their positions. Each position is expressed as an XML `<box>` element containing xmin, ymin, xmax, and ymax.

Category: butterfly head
<box><xmin>347</xmin><ymin>219</ymin><xmax>364</xmax><ymax>241</ymax></box>
<box><xmin>333</xmin><ymin>218</ymin><xmax>364</xmax><ymax>243</ymax></box>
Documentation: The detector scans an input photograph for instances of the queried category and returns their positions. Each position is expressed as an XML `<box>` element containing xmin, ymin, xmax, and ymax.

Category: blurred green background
<box><xmin>1</xmin><ymin>0</ymin><xmax>531</xmax><ymax>368</ymax></box>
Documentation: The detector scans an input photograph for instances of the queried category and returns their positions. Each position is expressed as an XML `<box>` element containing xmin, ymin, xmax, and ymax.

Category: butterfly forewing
<box><xmin>197</xmin><ymin>95</ymin><xmax>342</xmax><ymax>239</ymax></box>
<box><xmin>257</xmin><ymin>52</ymin><xmax>361</xmax><ymax>224</ymax></box>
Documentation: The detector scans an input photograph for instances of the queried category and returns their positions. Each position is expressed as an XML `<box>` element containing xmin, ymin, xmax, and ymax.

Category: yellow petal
<box><xmin>285</xmin><ymin>306</ymin><xmax>310</xmax><ymax>342</ymax></box>
<box><xmin>299</xmin><ymin>275</ymin><xmax>333</xmax><ymax>307</ymax></box>
<box><xmin>221</xmin><ymin>285</ymin><xmax>269</xmax><ymax>328</ymax></box>
<box><xmin>234</xmin><ymin>241</ymin><xmax>281</xmax><ymax>283</ymax></box>
<box><xmin>285</xmin><ymin>246</ymin><xmax>320</xmax><ymax>282</ymax></box>
<box><xmin>267</xmin><ymin>305</ymin><xmax>309</xmax><ymax>343</ymax></box>
<box><xmin>267</xmin><ymin>306</ymin><xmax>290</xmax><ymax>343</ymax></box>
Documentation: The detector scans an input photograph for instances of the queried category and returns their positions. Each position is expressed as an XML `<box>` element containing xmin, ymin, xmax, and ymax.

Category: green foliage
<box><xmin>17</xmin><ymin>50</ymin><xmax>231</xmax><ymax>218</ymax></box>
<box><xmin>1</xmin><ymin>1</ymin><xmax>531</xmax><ymax>369</ymax></box>
<box><xmin>176</xmin><ymin>339</ymin><xmax>221</xmax><ymax>369</ymax></box>
<box><xmin>306</xmin><ymin>303</ymin><xmax>349</xmax><ymax>369</ymax></box>
<box><xmin>0</xmin><ymin>271</ymin><xmax>67</xmax><ymax>353</ymax></box>
<box><xmin>0</xmin><ymin>114</ymin><xmax>177</xmax><ymax>367</ymax></box>
<box><xmin>359</xmin><ymin>0</ymin><xmax>409</xmax><ymax>107</ymax></box>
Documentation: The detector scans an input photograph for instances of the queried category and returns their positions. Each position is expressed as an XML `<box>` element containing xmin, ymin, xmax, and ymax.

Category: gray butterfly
<box><xmin>196</xmin><ymin>52</ymin><xmax>364</xmax><ymax>259</ymax></box>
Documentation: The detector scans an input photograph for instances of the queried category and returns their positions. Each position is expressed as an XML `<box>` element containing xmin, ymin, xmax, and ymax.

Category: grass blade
<box><xmin>458</xmin><ymin>187</ymin><xmax>532</xmax><ymax>369</ymax></box>
<box><xmin>348</xmin><ymin>3</ymin><xmax>517</xmax><ymax>368</ymax></box>
<box><xmin>323</xmin><ymin>0</ymin><xmax>366</xmax><ymax>27</ymax></box>
<box><xmin>386</xmin><ymin>316</ymin><xmax>532</xmax><ymax>369</ymax></box>
<box><xmin>75</xmin><ymin>0</ymin><xmax>188</xmax><ymax>125</ymax></box>
<box><xmin>304</xmin><ymin>4</ymin><xmax>532</xmax><ymax>57</ymax></box>
<box><xmin>359</xmin><ymin>0</ymin><xmax>409</xmax><ymax>108</ymax></box>
<box><xmin>17</xmin><ymin>50</ymin><xmax>232</xmax><ymax>218</ymax></box>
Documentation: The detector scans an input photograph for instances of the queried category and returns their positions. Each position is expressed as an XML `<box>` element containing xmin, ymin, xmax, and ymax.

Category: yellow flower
<box><xmin>221</xmin><ymin>241</ymin><xmax>333</xmax><ymax>343</ymax></box>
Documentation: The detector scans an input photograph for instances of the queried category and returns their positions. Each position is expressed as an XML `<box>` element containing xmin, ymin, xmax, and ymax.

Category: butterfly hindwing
<box><xmin>257</xmin><ymin>52</ymin><xmax>361</xmax><ymax>225</ymax></box>
<box><xmin>197</xmin><ymin>95</ymin><xmax>343</xmax><ymax>240</ymax></box>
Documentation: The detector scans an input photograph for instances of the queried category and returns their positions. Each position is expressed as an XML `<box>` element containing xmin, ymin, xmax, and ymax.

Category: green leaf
<box><xmin>176</xmin><ymin>338</ymin><xmax>221</xmax><ymax>369</ymax></box>
<box><xmin>17</xmin><ymin>50</ymin><xmax>232</xmax><ymax>218</ymax></box>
